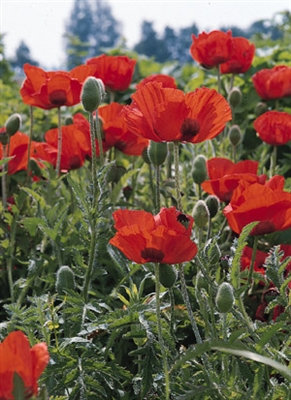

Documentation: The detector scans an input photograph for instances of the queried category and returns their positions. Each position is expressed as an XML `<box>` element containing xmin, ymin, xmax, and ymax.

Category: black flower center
<box><xmin>49</xmin><ymin>90</ymin><xmax>67</xmax><ymax>106</ymax></box>
<box><xmin>177</xmin><ymin>213</ymin><xmax>190</xmax><ymax>229</ymax></box>
<box><xmin>141</xmin><ymin>248</ymin><xmax>164</xmax><ymax>262</ymax></box>
<box><xmin>180</xmin><ymin>118</ymin><xmax>200</xmax><ymax>141</ymax></box>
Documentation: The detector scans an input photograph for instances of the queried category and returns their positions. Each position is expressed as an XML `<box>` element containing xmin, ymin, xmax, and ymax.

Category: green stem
<box><xmin>155</xmin><ymin>263</ymin><xmax>170</xmax><ymax>399</ymax></box>
<box><xmin>270</xmin><ymin>145</ymin><xmax>277</xmax><ymax>178</ymax></box>
<box><xmin>173</xmin><ymin>141</ymin><xmax>182</xmax><ymax>211</ymax></box>
<box><xmin>26</xmin><ymin>105</ymin><xmax>34</xmax><ymax>180</ymax></box>
<box><xmin>217</xmin><ymin>66</ymin><xmax>221</xmax><ymax>94</ymax></box>
<box><xmin>89</xmin><ymin>112</ymin><xmax>98</xmax><ymax>210</ymax></box>
<box><xmin>55</xmin><ymin>107</ymin><xmax>62</xmax><ymax>177</ymax></box>
<box><xmin>178</xmin><ymin>263</ymin><xmax>202</xmax><ymax>344</ymax></box>
<box><xmin>246</xmin><ymin>235</ymin><xmax>259</xmax><ymax>296</ymax></box>
<box><xmin>1</xmin><ymin>144</ymin><xmax>7</xmax><ymax>209</ymax></box>
<box><xmin>166</xmin><ymin>142</ymin><xmax>173</xmax><ymax>179</ymax></box>
<box><xmin>7</xmin><ymin>213</ymin><xmax>17</xmax><ymax>303</ymax></box>
<box><xmin>95</xmin><ymin>110</ymin><xmax>104</xmax><ymax>166</ymax></box>
<box><xmin>154</xmin><ymin>165</ymin><xmax>161</xmax><ymax>214</ymax></box>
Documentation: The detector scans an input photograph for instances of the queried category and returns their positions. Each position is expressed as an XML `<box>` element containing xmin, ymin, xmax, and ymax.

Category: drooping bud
<box><xmin>228</xmin><ymin>125</ymin><xmax>242</xmax><ymax>147</ymax></box>
<box><xmin>192</xmin><ymin>155</ymin><xmax>207</xmax><ymax>185</ymax></box>
<box><xmin>227</xmin><ymin>87</ymin><xmax>242</xmax><ymax>109</ymax></box>
<box><xmin>205</xmin><ymin>195</ymin><xmax>220</xmax><ymax>218</ymax></box>
<box><xmin>215</xmin><ymin>282</ymin><xmax>234</xmax><ymax>313</ymax></box>
<box><xmin>192</xmin><ymin>200</ymin><xmax>209</xmax><ymax>229</ymax></box>
<box><xmin>55</xmin><ymin>265</ymin><xmax>75</xmax><ymax>295</ymax></box>
<box><xmin>147</xmin><ymin>141</ymin><xmax>168</xmax><ymax>166</ymax></box>
<box><xmin>81</xmin><ymin>77</ymin><xmax>105</xmax><ymax>113</ymax></box>
<box><xmin>159</xmin><ymin>263</ymin><xmax>177</xmax><ymax>288</ymax></box>
<box><xmin>254</xmin><ymin>102</ymin><xmax>268</xmax><ymax>117</ymax></box>
<box><xmin>5</xmin><ymin>113</ymin><xmax>21</xmax><ymax>136</ymax></box>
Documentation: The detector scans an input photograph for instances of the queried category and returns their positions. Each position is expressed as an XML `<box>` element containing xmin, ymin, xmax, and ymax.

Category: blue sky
<box><xmin>1</xmin><ymin>0</ymin><xmax>290</xmax><ymax>69</ymax></box>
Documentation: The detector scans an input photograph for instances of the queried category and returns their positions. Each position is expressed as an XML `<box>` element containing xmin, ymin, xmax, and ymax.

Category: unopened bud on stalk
<box><xmin>194</xmin><ymin>270</ymin><xmax>208</xmax><ymax>291</ymax></box>
<box><xmin>227</xmin><ymin>87</ymin><xmax>242</xmax><ymax>109</ymax></box>
<box><xmin>56</xmin><ymin>265</ymin><xmax>75</xmax><ymax>295</ymax></box>
<box><xmin>192</xmin><ymin>155</ymin><xmax>207</xmax><ymax>184</ymax></box>
<box><xmin>205</xmin><ymin>195</ymin><xmax>220</xmax><ymax>218</ymax></box>
<box><xmin>142</xmin><ymin>146</ymin><xmax>151</xmax><ymax>164</ymax></box>
<box><xmin>81</xmin><ymin>77</ymin><xmax>105</xmax><ymax>112</ymax></box>
<box><xmin>159</xmin><ymin>263</ymin><xmax>177</xmax><ymax>288</ymax></box>
<box><xmin>192</xmin><ymin>199</ymin><xmax>209</xmax><ymax>228</ymax></box>
<box><xmin>5</xmin><ymin>113</ymin><xmax>21</xmax><ymax>136</ymax></box>
<box><xmin>0</xmin><ymin>128</ymin><xmax>8</xmax><ymax>145</ymax></box>
<box><xmin>254</xmin><ymin>102</ymin><xmax>268</xmax><ymax>117</ymax></box>
<box><xmin>215</xmin><ymin>282</ymin><xmax>234</xmax><ymax>313</ymax></box>
<box><xmin>228</xmin><ymin>125</ymin><xmax>242</xmax><ymax>147</ymax></box>
<box><xmin>147</xmin><ymin>141</ymin><xmax>168</xmax><ymax>166</ymax></box>
<box><xmin>203</xmin><ymin>239</ymin><xmax>221</xmax><ymax>266</ymax></box>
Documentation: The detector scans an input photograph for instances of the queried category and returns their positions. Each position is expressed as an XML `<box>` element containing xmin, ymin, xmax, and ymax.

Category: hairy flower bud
<box><xmin>254</xmin><ymin>102</ymin><xmax>268</xmax><ymax>117</ymax></box>
<box><xmin>203</xmin><ymin>239</ymin><xmax>221</xmax><ymax>265</ymax></box>
<box><xmin>147</xmin><ymin>141</ymin><xmax>168</xmax><ymax>166</ymax></box>
<box><xmin>5</xmin><ymin>113</ymin><xmax>21</xmax><ymax>136</ymax></box>
<box><xmin>228</xmin><ymin>124</ymin><xmax>242</xmax><ymax>147</ymax></box>
<box><xmin>81</xmin><ymin>77</ymin><xmax>105</xmax><ymax>112</ymax></box>
<box><xmin>159</xmin><ymin>263</ymin><xmax>177</xmax><ymax>288</ymax></box>
<box><xmin>192</xmin><ymin>155</ymin><xmax>207</xmax><ymax>184</ymax></box>
<box><xmin>192</xmin><ymin>200</ymin><xmax>210</xmax><ymax>228</ymax></box>
<box><xmin>215</xmin><ymin>282</ymin><xmax>234</xmax><ymax>313</ymax></box>
<box><xmin>194</xmin><ymin>270</ymin><xmax>208</xmax><ymax>291</ymax></box>
<box><xmin>56</xmin><ymin>265</ymin><xmax>75</xmax><ymax>295</ymax></box>
<box><xmin>205</xmin><ymin>195</ymin><xmax>220</xmax><ymax>218</ymax></box>
<box><xmin>227</xmin><ymin>87</ymin><xmax>242</xmax><ymax>109</ymax></box>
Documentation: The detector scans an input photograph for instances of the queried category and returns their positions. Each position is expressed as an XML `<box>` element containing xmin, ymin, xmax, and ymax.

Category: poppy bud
<box><xmin>194</xmin><ymin>270</ymin><xmax>208</xmax><ymax>291</ymax></box>
<box><xmin>159</xmin><ymin>263</ymin><xmax>177</xmax><ymax>288</ymax></box>
<box><xmin>192</xmin><ymin>155</ymin><xmax>207</xmax><ymax>185</ymax></box>
<box><xmin>228</xmin><ymin>125</ymin><xmax>242</xmax><ymax>147</ymax></box>
<box><xmin>205</xmin><ymin>195</ymin><xmax>220</xmax><ymax>218</ymax></box>
<box><xmin>203</xmin><ymin>239</ymin><xmax>221</xmax><ymax>265</ymax></box>
<box><xmin>65</xmin><ymin>115</ymin><xmax>74</xmax><ymax>125</ymax></box>
<box><xmin>147</xmin><ymin>141</ymin><xmax>168</xmax><ymax>166</ymax></box>
<box><xmin>123</xmin><ymin>185</ymin><xmax>133</xmax><ymax>200</ymax></box>
<box><xmin>227</xmin><ymin>87</ymin><xmax>242</xmax><ymax>109</ymax></box>
<box><xmin>56</xmin><ymin>265</ymin><xmax>75</xmax><ymax>295</ymax></box>
<box><xmin>142</xmin><ymin>146</ymin><xmax>151</xmax><ymax>164</ymax></box>
<box><xmin>5</xmin><ymin>113</ymin><xmax>21</xmax><ymax>136</ymax></box>
<box><xmin>215</xmin><ymin>282</ymin><xmax>234</xmax><ymax>313</ymax></box>
<box><xmin>192</xmin><ymin>200</ymin><xmax>209</xmax><ymax>229</ymax></box>
<box><xmin>254</xmin><ymin>102</ymin><xmax>268</xmax><ymax>117</ymax></box>
<box><xmin>81</xmin><ymin>77</ymin><xmax>105</xmax><ymax>112</ymax></box>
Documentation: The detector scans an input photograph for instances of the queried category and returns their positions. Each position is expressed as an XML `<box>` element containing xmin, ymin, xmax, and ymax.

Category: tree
<box><xmin>0</xmin><ymin>34</ymin><xmax>14</xmax><ymax>83</ymax></box>
<box><xmin>134</xmin><ymin>21</ymin><xmax>168</xmax><ymax>62</ymax></box>
<box><xmin>10</xmin><ymin>40</ymin><xmax>39</xmax><ymax>75</ymax></box>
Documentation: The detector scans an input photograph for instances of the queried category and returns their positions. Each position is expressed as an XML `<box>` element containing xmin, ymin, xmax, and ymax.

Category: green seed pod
<box><xmin>194</xmin><ymin>270</ymin><xmax>208</xmax><ymax>291</ymax></box>
<box><xmin>227</xmin><ymin>87</ymin><xmax>242</xmax><ymax>109</ymax></box>
<box><xmin>81</xmin><ymin>77</ymin><xmax>105</xmax><ymax>112</ymax></box>
<box><xmin>56</xmin><ymin>265</ymin><xmax>75</xmax><ymax>295</ymax></box>
<box><xmin>159</xmin><ymin>263</ymin><xmax>177</xmax><ymax>288</ymax></box>
<box><xmin>215</xmin><ymin>282</ymin><xmax>234</xmax><ymax>313</ymax></box>
<box><xmin>192</xmin><ymin>200</ymin><xmax>209</xmax><ymax>229</ymax></box>
<box><xmin>205</xmin><ymin>195</ymin><xmax>220</xmax><ymax>219</ymax></box>
<box><xmin>147</xmin><ymin>141</ymin><xmax>168</xmax><ymax>166</ymax></box>
<box><xmin>5</xmin><ymin>113</ymin><xmax>21</xmax><ymax>136</ymax></box>
<box><xmin>254</xmin><ymin>102</ymin><xmax>268</xmax><ymax>117</ymax></box>
<box><xmin>228</xmin><ymin>125</ymin><xmax>242</xmax><ymax>147</ymax></box>
<box><xmin>192</xmin><ymin>155</ymin><xmax>207</xmax><ymax>185</ymax></box>
<box><xmin>141</xmin><ymin>146</ymin><xmax>151</xmax><ymax>164</ymax></box>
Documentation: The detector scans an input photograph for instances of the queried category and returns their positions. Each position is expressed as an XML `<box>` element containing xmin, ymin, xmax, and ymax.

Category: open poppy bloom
<box><xmin>201</xmin><ymin>157</ymin><xmax>266</xmax><ymax>202</ymax></box>
<box><xmin>136</xmin><ymin>74</ymin><xmax>177</xmax><ymax>90</ymax></box>
<box><xmin>124</xmin><ymin>82</ymin><xmax>232</xmax><ymax>143</ymax></box>
<box><xmin>223</xmin><ymin>175</ymin><xmax>291</xmax><ymax>235</ymax></box>
<box><xmin>109</xmin><ymin>207</ymin><xmax>198</xmax><ymax>264</ymax></box>
<box><xmin>20</xmin><ymin>63</ymin><xmax>96</xmax><ymax>110</ymax></box>
<box><xmin>0</xmin><ymin>131</ymin><xmax>56</xmax><ymax>175</ymax></box>
<box><xmin>252</xmin><ymin>65</ymin><xmax>291</xmax><ymax>100</ymax></box>
<box><xmin>190</xmin><ymin>30</ymin><xmax>233</xmax><ymax>68</ymax></box>
<box><xmin>86</xmin><ymin>54</ymin><xmax>136</xmax><ymax>92</ymax></box>
<box><xmin>98</xmin><ymin>102</ymin><xmax>149</xmax><ymax>156</ymax></box>
<box><xmin>220</xmin><ymin>37</ymin><xmax>255</xmax><ymax>74</ymax></box>
<box><xmin>0</xmin><ymin>330</ymin><xmax>49</xmax><ymax>399</ymax></box>
<box><xmin>253</xmin><ymin>110</ymin><xmax>291</xmax><ymax>146</ymax></box>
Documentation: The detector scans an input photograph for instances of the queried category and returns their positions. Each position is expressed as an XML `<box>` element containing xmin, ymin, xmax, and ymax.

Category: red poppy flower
<box><xmin>241</xmin><ymin>246</ymin><xmax>267</xmax><ymax>276</ymax></box>
<box><xmin>190</xmin><ymin>30</ymin><xmax>234</xmax><ymax>68</ymax></box>
<box><xmin>124</xmin><ymin>82</ymin><xmax>232</xmax><ymax>143</ymax></box>
<box><xmin>252</xmin><ymin>65</ymin><xmax>291</xmax><ymax>100</ymax></box>
<box><xmin>109</xmin><ymin>207</ymin><xmax>198</xmax><ymax>264</ymax></box>
<box><xmin>136</xmin><ymin>74</ymin><xmax>177</xmax><ymax>90</ymax></box>
<box><xmin>0</xmin><ymin>331</ymin><xmax>49</xmax><ymax>399</ymax></box>
<box><xmin>98</xmin><ymin>102</ymin><xmax>149</xmax><ymax>156</ymax></box>
<box><xmin>220</xmin><ymin>37</ymin><xmax>255</xmax><ymax>74</ymax></box>
<box><xmin>201</xmin><ymin>157</ymin><xmax>266</xmax><ymax>202</ymax></box>
<box><xmin>223</xmin><ymin>175</ymin><xmax>291</xmax><ymax>236</ymax></box>
<box><xmin>0</xmin><ymin>132</ymin><xmax>56</xmax><ymax>174</ymax></box>
<box><xmin>20</xmin><ymin>63</ymin><xmax>96</xmax><ymax>110</ymax></box>
<box><xmin>86</xmin><ymin>54</ymin><xmax>136</xmax><ymax>92</ymax></box>
<box><xmin>254</xmin><ymin>110</ymin><xmax>291</xmax><ymax>146</ymax></box>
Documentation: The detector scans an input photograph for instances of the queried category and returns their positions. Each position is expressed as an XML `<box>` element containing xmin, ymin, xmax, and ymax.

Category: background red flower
<box><xmin>220</xmin><ymin>37</ymin><xmax>255</xmax><ymax>74</ymax></box>
<box><xmin>252</xmin><ymin>65</ymin><xmax>291</xmax><ymax>100</ymax></box>
<box><xmin>254</xmin><ymin>110</ymin><xmax>291</xmax><ymax>146</ymax></box>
